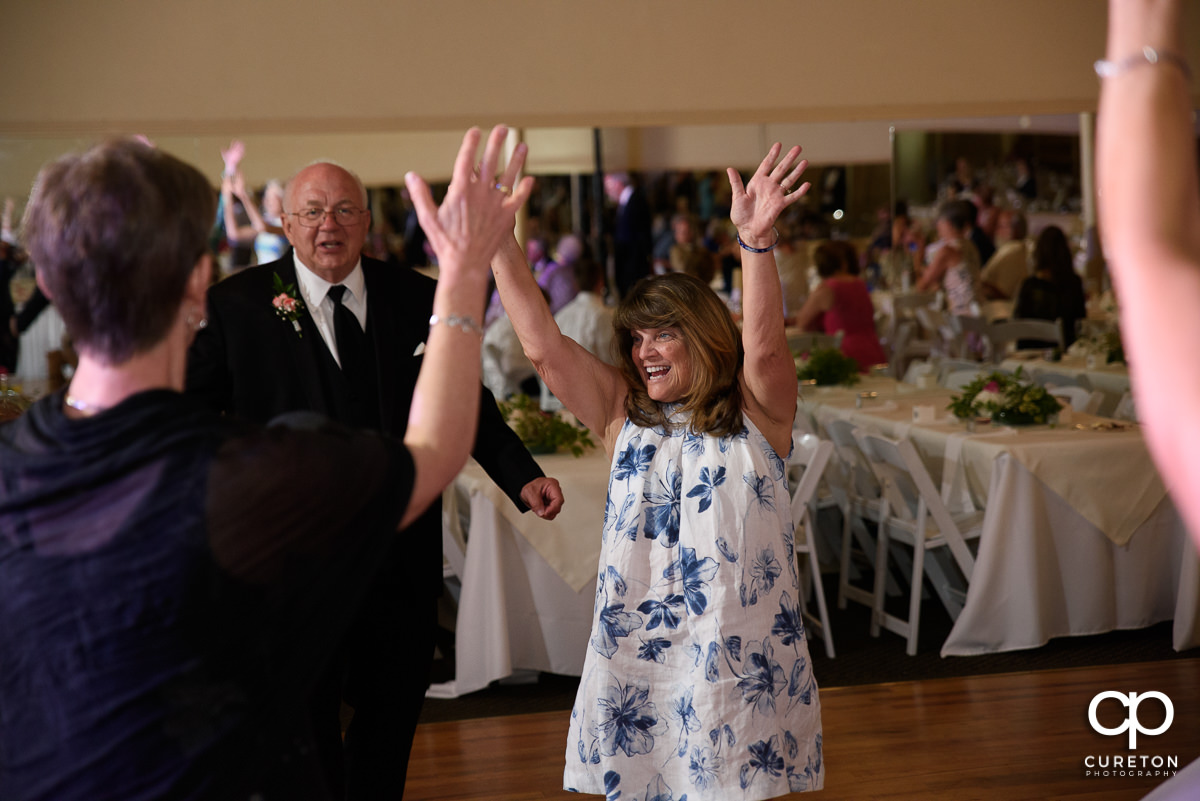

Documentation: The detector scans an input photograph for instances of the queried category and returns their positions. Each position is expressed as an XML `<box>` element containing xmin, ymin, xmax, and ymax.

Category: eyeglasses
<box><xmin>288</xmin><ymin>206</ymin><xmax>365</xmax><ymax>227</ymax></box>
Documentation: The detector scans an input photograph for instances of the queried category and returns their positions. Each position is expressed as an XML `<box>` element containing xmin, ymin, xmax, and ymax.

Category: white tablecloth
<box><xmin>428</xmin><ymin>448</ymin><xmax>610</xmax><ymax>699</ymax></box>
<box><xmin>802</xmin><ymin>380</ymin><xmax>1200</xmax><ymax>656</ymax></box>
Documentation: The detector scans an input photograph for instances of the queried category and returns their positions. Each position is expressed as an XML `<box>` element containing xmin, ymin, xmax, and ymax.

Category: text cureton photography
<box><xmin>1084</xmin><ymin>691</ymin><xmax>1179</xmax><ymax>778</ymax></box>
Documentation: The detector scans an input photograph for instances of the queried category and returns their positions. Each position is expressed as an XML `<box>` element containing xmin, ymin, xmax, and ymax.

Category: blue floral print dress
<box><xmin>565</xmin><ymin>410</ymin><xmax>823</xmax><ymax>800</ymax></box>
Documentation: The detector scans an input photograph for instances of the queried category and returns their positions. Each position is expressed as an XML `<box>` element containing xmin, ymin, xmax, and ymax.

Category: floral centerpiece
<box><xmin>498</xmin><ymin>393</ymin><xmax>595</xmax><ymax>457</ymax></box>
<box><xmin>1069</xmin><ymin>329</ymin><xmax>1125</xmax><ymax>366</ymax></box>
<box><xmin>947</xmin><ymin>368</ymin><xmax>1062</xmax><ymax>425</ymax></box>
<box><xmin>795</xmin><ymin>347</ymin><xmax>860</xmax><ymax>387</ymax></box>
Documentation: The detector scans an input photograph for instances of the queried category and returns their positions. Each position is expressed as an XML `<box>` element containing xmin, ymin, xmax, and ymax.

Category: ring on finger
<box><xmin>494</xmin><ymin>183</ymin><xmax>512</xmax><ymax>195</ymax></box>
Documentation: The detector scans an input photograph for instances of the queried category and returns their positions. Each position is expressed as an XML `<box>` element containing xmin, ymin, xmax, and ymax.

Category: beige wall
<box><xmin>2</xmin><ymin>1</ymin><xmax>1199</xmax><ymax>197</ymax></box>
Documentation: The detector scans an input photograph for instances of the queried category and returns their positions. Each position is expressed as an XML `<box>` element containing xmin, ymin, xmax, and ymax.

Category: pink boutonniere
<box><xmin>272</xmin><ymin>273</ymin><xmax>306</xmax><ymax>338</ymax></box>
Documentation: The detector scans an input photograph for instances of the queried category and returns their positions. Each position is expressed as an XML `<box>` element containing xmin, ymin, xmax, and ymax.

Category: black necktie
<box><xmin>327</xmin><ymin>285</ymin><xmax>364</xmax><ymax>374</ymax></box>
<box><xmin>327</xmin><ymin>284</ymin><xmax>380</xmax><ymax>429</ymax></box>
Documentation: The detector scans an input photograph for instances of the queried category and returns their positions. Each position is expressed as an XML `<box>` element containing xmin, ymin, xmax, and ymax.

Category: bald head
<box><xmin>280</xmin><ymin>162</ymin><xmax>371</xmax><ymax>284</ymax></box>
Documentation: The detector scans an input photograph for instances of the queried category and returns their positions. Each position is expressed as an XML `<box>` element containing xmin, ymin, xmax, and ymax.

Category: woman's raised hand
<box><xmin>405</xmin><ymin>125</ymin><xmax>534</xmax><ymax>280</ymax></box>
<box><xmin>727</xmin><ymin>143</ymin><xmax>810</xmax><ymax>247</ymax></box>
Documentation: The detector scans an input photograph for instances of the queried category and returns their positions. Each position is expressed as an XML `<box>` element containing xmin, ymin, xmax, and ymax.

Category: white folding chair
<box><xmin>822</xmin><ymin>418</ymin><xmax>901</xmax><ymax>612</ymax></box>
<box><xmin>935</xmin><ymin>357</ymin><xmax>985</xmax><ymax>385</ymax></box>
<box><xmin>885</xmin><ymin>291</ymin><xmax>940</xmax><ymax>376</ymax></box>
<box><xmin>1036</xmin><ymin>371</ymin><xmax>1092</xmax><ymax>391</ymax></box>
<box><xmin>1046</xmin><ymin>385</ymin><xmax>1103</xmax><ymax>415</ymax></box>
<box><xmin>941</xmin><ymin>369</ymin><xmax>985</xmax><ymax>391</ymax></box>
<box><xmin>789</xmin><ymin>432</ymin><xmax>837</xmax><ymax>658</ymax></box>
<box><xmin>984</xmin><ymin>318</ymin><xmax>1064</xmax><ymax>363</ymax></box>
<box><xmin>852</xmin><ymin>430</ymin><xmax>984</xmax><ymax>655</ymax></box>
<box><xmin>1113</xmin><ymin>391</ymin><xmax>1138</xmax><ymax>422</ymax></box>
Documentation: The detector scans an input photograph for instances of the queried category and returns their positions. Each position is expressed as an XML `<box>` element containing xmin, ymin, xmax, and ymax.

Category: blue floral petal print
<box><xmin>596</xmin><ymin>677</ymin><xmax>666</xmax><ymax>758</ymax></box>
<box><xmin>724</xmin><ymin>635</ymin><xmax>742</xmax><ymax>661</ymax></box>
<box><xmin>663</xmin><ymin>547</ymin><xmax>719</xmax><ymax>616</ymax></box>
<box><xmin>669</xmin><ymin>686</ymin><xmax>701</xmax><ymax>756</ymax></box>
<box><xmin>606</xmin><ymin>566</ymin><xmax>629</xmax><ymax>598</ymax></box>
<box><xmin>742</xmin><ymin>471</ymin><xmax>776</xmax><ymax>513</ymax></box>
<box><xmin>766</xmin><ymin>447</ymin><xmax>787</xmax><ymax>481</ymax></box>
<box><xmin>689</xmin><ymin>745</ymin><xmax>723</xmax><ymax>791</ymax></box>
<box><xmin>748</xmin><ymin>547</ymin><xmax>782</xmax><ymax>605</ymax></box>
<box><xmin>772</xmin><ymin>591</ymin><xmax>805</xmax><ymax>646</ymax></box>
<box><xmin>704</xmin><ymin>641</ymin><xmax>720</xmax><ymax>683</ymax></box>
<box><xmin>736</xmin><ymin>640</ymin><xmax>786</xmax><ymax>715</ymax></box>
<box><xmin>615</xmin><ymin>494</ymin><xmax>639</xmax><ymax>542</ymax></box>
<box><xmin>788</xmin><ymin>657</ymin><xmax>815</xmax><ymax>705</ymax></box>
<box><xmin>637</xmin><ymin>594</ymin><xmax>685</xmax><ymax>631</ymax></box>
<box><xmin>739</xmin><ymin>735</ymin><xmax>785</xmax><ymax>789</ymax></box>
<box><xmin>614</xmin><ymin>439</ymin><xmax>657</xmax><ymax>481</ymax></box>
<box><xmin>642</xmin><ymin>462</ymin><xmax>682</xmax><ymax>547</ymax></box>
<box><xmin>785</xmin><ymin>730</ymin><xmax>799</xmax><ymax>760</ymax></box>
<box><xmin>683</xmin><ymin>430</ymin><xmax>706</xmax><ymax>456</ymax></box>
<box><xmin>644</xmin><ymin>774</ymin><xmax>677</xmax><ymax>801</ymax></box>
<box><xmin>637</xmin><ymin>637</ymin><xmax>673</xmax><ymax>663</ymax></box>
<box><xmin>591</xmin><ymin>603</ymin><xmax>644</xmax><ymax>658</ymax></box>
<box><xmin>604</xmin><ymin>770</ymin><xmax>622</xmax><ymax>800</ymax></box>
<box><xmin>715</xmin><ymin>537</ymin><xmax>738</xmax><ymax>563</ymax></box>
<box><xmin>685</xmin><ymin>466</ymin><xmax>726</xmax><ymax>514</ymax></box>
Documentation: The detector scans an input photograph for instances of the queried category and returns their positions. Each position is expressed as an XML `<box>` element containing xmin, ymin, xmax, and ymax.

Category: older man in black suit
<box><xmin>186</xmin><ymin>160</ymin><xmax>564</xmax><ymax>800</ymax></box>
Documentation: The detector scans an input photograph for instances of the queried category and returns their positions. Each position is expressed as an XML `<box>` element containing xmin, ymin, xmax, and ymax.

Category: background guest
<box><xmin>605</xmin><ymin>171</ymin><xmax>653</xmax><ymax>298</ymax></box>
<box><xmin>917</xmin><ymin>199</ymin><xmax>983</xmax><ymax>318</ymax></box>
<box><xmin>979</xmin><ymin>209</ymin><xmax>1030</xmax><ymax>300</ymax></box>
<box><xmin>1012</xmin><ymin>225</ymin><xmax>1086</xmax><ymax>348</ymax></box>
<box><xmin>794</xmin><ymin>241</ymin><xmax>887</xmax><ymax>371</ymax></box>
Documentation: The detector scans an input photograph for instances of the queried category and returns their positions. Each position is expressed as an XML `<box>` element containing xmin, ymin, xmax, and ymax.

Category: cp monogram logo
<box><xmin>1088</xmin><ymin>691</ymin><xmax>1174</xmax><ymax>749</ymax></box>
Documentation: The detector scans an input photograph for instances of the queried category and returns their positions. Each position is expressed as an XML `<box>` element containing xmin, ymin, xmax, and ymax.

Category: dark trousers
<box><xmin>312</xmin><ymin>580</ymin><xmax>438</xmax><ymax>800</ymax></box>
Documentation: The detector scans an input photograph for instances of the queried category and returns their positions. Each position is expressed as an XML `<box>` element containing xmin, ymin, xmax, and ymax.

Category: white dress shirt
<box><xmin>292</xmin><ymin>253</ymin><xmax>368</xmax><ymax>368</ymax></box>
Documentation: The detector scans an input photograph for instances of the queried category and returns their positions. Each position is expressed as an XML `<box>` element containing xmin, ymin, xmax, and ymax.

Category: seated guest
<box><xmin>1012</xmin><ymin>225</ymin><xmax>1087</xmax><ymax>348</ymax></box>
<box><xmin>555</xmin><ymin>255</ymin><xmax>615</xmax><ymax>364</ymax></box>
<box><xmin>917</xmin><ymin>199</ymin><xmax>984</xmax><ymax>318</ymax></box>
<box><xmin>0</xmin><ymin>129</ymin><xmax>529</xmax><ymax>800</ymax></box>
<box><xmin>483</xmin><ymin>307</ymin><xmax>539</xmax><ymax>400</ymax></box>
<box><xmin>795</xmin><ymin>241</ymin><xmax>887</xmax><ymax>372</ymax></box>
<box><xmin>980</xmin><ymin>209</ymin><xmax>1030</xmax><ymax>300</ymax></box>
<box><xmin>540</xmin><ymin>255</ymin><xmax>615</xmax><ymax>411</ymax></box>
<box><xmin>528</xmin><ymin>237</ymin><xmax>577</xmax><ymax>314</ymax></box>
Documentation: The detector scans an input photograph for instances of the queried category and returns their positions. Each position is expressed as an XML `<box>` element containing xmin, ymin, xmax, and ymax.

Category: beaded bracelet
<box><xmin>429</xmin><ymin>313</ymin><xmax>484</xmax><ymax>337</ymax></box>
<box><xmin>736</xmin><ymin>227</ymin><xmax>780</xmax><ymax>254</ymax></box>
<box><xmin>1095</xmin><ymin>46</ymin><xmax>1192</xmax><ymax>81</ymax></box>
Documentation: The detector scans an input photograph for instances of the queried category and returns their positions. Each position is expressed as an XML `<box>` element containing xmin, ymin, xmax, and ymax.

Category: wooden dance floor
<box><xmin>405</xmin><ymin>658</ymin><xmax>1200</xmax><ymax>800</ymax></box>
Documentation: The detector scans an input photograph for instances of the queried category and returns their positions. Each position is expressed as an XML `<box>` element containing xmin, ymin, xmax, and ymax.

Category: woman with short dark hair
<box><xmin>0</xmin><ymin>128</ymin><xmax>529</xmax><ymax>800</ymax></box>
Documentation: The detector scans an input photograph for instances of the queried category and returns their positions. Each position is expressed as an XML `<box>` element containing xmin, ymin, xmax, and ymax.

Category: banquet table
<box><xmin>799</xmin><ymin>376</ymin><xmax>1200</xmax><ymax>657</ymax></box>
<box><xmin>999</xmin><ymin>353</ymin><xmax>1131</xmax><ymax>417</ymax></box>
<box><xmin>428</xmin><ymin>447</ymin><xmax>609</xmax><ymax>699</ymax></box>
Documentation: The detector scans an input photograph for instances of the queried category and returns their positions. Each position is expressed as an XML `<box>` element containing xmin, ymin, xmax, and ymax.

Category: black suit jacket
<box><xmin>186</xmin><ymin>255</ymin><xmax>544</xmax><ymax>595</ymax></box>
<box><xmin>613</xmin><ymin>188</ymin><xmax>652</xmax><ymax>296</ymax></box>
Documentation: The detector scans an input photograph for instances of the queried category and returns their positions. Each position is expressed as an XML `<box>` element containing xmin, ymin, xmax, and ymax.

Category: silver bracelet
<box><xmin>1095</xmin><ymin>46</ymin><xmax>1192</xmax><ymax>81</ymax></box>
<box><xmin>428</xmin><ymin>313</ymin><xmax>484</xmax><ymax>337</ymax></box>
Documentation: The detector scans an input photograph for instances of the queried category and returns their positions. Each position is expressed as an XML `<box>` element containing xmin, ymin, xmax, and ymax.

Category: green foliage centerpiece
<box><xmin>947</xmin><ymin>367</ymin><xmax>1062</xmax><ymax>426</ymax></box>
<box><xmin>795</xmin><ymin>347</ymin><xmax>860</xmax><ymax>387</ymax></box>
<box><xmin>498</xmin><ymin>393</ymin><xmax>596</xmax><ymax>457</ymax></box>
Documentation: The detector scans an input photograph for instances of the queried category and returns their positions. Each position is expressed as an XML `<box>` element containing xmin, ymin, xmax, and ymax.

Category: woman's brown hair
<box><xmin>613</xmin><ymin>273</ymin><xmax>744</xmax><ymax>437</ymax></box>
